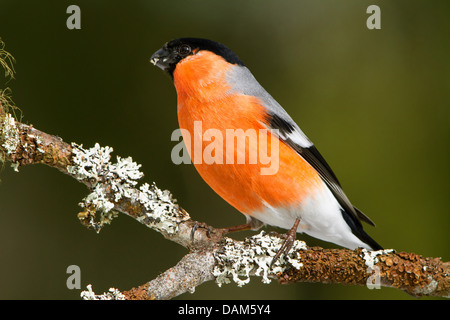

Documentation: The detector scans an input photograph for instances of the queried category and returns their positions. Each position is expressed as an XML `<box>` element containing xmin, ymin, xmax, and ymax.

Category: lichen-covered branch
<box><xmin>126</xmin><ymin>251</ymin><xmax>216</xmax><ymax>300</ymax></box>
<box><xmin>82</xmin><ymin>232</ymin><xmax>450</xmax><ymax>300</ymax></box>
<box><xmin>280</xmin><ymin>247</ymin><xmax>449</xmax><ymax>297</ymax></box>
<box><xmin>0</xmin><ymin>106</ymin><xmax>448</xmax><ymax>299</ymax></box>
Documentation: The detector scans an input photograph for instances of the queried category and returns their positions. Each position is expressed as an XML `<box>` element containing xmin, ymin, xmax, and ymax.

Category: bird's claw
<box><xmin>191</xmin><ymin>221</ymin><xmax>212</xmax><ymax>241</ymax></box>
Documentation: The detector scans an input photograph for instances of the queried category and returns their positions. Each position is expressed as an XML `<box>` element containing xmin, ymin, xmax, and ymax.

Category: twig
<box><xmin>0</xmin><ymin>107</ymin><xmax>448</xmax><ymax>299</ymax></box>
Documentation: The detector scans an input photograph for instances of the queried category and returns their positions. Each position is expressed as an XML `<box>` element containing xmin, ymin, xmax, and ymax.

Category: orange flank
<box><xmin>174</xmin><ymin>51</ymin><xmax>323</xmax><ymax>216</ymax></box>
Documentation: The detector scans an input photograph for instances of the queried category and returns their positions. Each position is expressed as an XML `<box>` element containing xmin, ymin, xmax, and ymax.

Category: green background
<box><xmin>0</xmin><ymin>0</ymin><xmax>448</xmax><ymax>299</ymax></box>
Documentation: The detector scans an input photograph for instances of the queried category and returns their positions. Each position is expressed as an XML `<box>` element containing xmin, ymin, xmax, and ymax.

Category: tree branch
<box><xmin>1</xmin><ymin>105</ymin><xmax>448</xmax><ymax>299</ymax></box>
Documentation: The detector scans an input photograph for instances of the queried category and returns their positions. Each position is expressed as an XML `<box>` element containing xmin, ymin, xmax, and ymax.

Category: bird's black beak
<box><xmin>150</xmin><ymin>48</ymin><xmax>171</xmax><ymax>71</ymax></box>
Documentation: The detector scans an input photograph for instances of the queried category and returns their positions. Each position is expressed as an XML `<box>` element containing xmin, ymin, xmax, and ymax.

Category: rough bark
<box><xmin>1</xmin><ymin>105</ymin><xmax>448</xmax><ymax>299</ymax></box>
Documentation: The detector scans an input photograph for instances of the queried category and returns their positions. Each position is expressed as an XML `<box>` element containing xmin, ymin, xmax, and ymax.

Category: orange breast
<box><xmin>174</xmin><ymin>51</ymin><xmax>323</xmax><ymax>215</ymax></box>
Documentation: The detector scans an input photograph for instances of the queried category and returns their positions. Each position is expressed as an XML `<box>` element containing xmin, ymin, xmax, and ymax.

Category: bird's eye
<box><xmin>178</xmin><ymin>44</ymin><xmax>192</xmax><ymax>56</ymax></box>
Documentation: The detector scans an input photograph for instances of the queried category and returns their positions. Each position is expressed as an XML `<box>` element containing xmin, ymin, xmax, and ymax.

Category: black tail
<box><xmin>341</xmin><ymin>209</ymin><xmax>383</xmax><ymax>250</ymax></box>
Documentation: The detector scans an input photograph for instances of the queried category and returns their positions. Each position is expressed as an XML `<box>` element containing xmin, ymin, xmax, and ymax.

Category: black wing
<box><xmin>266</xmin><ymin>112</ymin><xmax>376</xmax><ymax>227</ymax></box>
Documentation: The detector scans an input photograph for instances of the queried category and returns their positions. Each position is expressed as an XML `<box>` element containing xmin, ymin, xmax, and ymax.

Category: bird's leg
<box><xmin>190</xmin><ymin>217</ymin><xmax>264</xmax><ymax>242</ymax></box>
<box><xmin>219</xmin><ymin>216</ymin><xmax>264</xmax><ymax>235</ymax></box>
<box><xmin>270</xmin><ymin>218</ymin><xmax>300</xmax><ymax>268</ymax></box>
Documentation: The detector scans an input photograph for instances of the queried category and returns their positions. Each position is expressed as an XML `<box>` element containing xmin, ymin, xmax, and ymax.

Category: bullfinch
<box><xmin>150</xmin><ymin>38</ymin><xmax>382</xmax><ymax>262</ymax></box>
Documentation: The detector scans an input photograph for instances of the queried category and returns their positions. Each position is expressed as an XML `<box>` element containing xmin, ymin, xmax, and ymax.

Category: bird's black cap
<box><xmin>150</xmin><ymin>38</ymin><xmax>245</xmax><ymax>77</ymax></box>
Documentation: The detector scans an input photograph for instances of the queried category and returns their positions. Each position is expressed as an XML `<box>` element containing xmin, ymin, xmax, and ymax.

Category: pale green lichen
<box><xmin>67</xmin><ymin>143</ymin><xmax>189</xmax><ymax>234</ymax></box>
<box><xmin>135</xmin><ymin>182</ymin><xmax>189</xmax><ymax>236</ymax></box>
<box><xmin>213</xmin><ymin>231</ymin><xmax>306</xmax><ymax>287</ymax></box>
<box><xmin>0</xmin><ymin>113</ymin><xmax>19</xmax><ymax>155</ymax></box>
<box><xmin>0</xmin><ymin>113</ymin><xmax>20</xmax><ymax>171</ymax></box>
<box><xmin>67</xmin><ymin>143</ymin><xmax>144</xmax><ymax>230</ymax></box>
<box><xmin>80</xmin><ymin>284</ymin><xmax>125</xmax><ymax>300</ymax></box>
<box><xmin>361</xmin><ymin>248</ymin><xmax>395</xmax><ymax>268</ymax></box>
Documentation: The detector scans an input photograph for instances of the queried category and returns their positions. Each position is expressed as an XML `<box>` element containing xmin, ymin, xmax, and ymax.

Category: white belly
<box><xmin>249</xmin><ymin>183</ymin><xmax>371</xmax><ymax>250</ymax></box>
